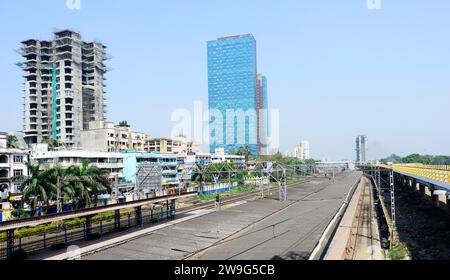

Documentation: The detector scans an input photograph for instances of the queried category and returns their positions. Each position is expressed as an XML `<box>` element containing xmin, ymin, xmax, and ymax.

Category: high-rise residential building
<box><xmin>207</xmin><ymin>34</ymin><xmax>268</xmax><ymax>156</ymax></box>
<box><xmin>20</xmin><ymin>30</ymin><xmax>108</xmax><ymax>148</ymax></box>
<box><xmin>294</xmin><ymin>145</ymin><xmax>303</xmax><ymax>159</ymax></box>
<box><xmin>355</xmin><ymin>135</ymin><xmax>368</xmax><ymax>163</ymax></box>
<box><xmin>294</xmin><ymin>140</ymin><xmax>310</xmax><ymax>160</ymax></box>
<box><xmin>301</xmin><ymin>140</ymin><xmax>310</xmax><ymax>160</ymax></box>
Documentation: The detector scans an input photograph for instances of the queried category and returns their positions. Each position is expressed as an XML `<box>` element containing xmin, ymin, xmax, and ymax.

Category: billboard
<box><xmin>136</xmin><ymin>163</ymin><xmax>162</xmax><ymax>191</ymax></box>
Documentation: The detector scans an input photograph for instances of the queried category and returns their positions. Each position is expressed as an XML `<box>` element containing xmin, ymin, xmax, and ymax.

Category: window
<box><xmin>14</xmin><ymin>170</ymin><xmax>23</xmax><ymax>177</ymax></box>
<box><xmin>13</xmin><ymin>156</ymin><xmax>23</xmax><ymax>163</ymax></box>
<box><xmin>13</xmin><ymin>183</ymin><xmax>22</xmax><ymax>192</ymax></box>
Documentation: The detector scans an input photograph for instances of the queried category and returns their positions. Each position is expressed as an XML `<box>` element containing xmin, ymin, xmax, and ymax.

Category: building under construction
<box><xmin>355</xmin><ymin>135</ymin><xmax>368</xmax><ymax>164</ymax></box>
<box><xmin>20</xmin><ymin>29</ymin><xmax>108</xmax><ymax>148</ymax></box>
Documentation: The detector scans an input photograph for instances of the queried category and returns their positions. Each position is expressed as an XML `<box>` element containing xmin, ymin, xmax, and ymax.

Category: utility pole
<box><xmin>390</xmin><ymin>170</ymin><xmax>397</xmax><ymax>243</ymax></box>
<box><xmin>228</xmin><ymin>171</ymin><xmax>231</xmax><ymax>195</ymax></box>
<box><xmin>57</xmin><ymin>176</ymin><xmax>62</xmax><ymax>214</ymax></box>
<box><xmin>377</xmin><ymin>166</ymin><xmax>381</xmax><ymax>193</ymax></box>
<box><xmin>279</xmin><ymin>167</ymin><xmax>287</xmax><ymax>202</ymax></box>
<box><xmin>56</xmin><ymin>175</ymin><xmax>62</xmax><ymax>232</ymax></box>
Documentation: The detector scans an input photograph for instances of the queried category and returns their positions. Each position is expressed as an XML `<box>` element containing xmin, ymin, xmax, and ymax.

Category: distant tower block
<box><xmin>355</xmin><ymin>135</ymin><xmax>368</xmax><ymax>164</ymax></box>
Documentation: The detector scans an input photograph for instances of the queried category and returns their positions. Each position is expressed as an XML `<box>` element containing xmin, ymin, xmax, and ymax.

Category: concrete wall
<box><xmin>80</xmin><ymin>129</ymin><xmax>109</xmax><ymax>152</ymax></box>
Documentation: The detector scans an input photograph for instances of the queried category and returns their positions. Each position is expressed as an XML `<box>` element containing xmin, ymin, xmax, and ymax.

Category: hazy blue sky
<box><xmin>1</xmin><ymin>0</ymin><xmax>449</xmax><ymax>160</ymax></box>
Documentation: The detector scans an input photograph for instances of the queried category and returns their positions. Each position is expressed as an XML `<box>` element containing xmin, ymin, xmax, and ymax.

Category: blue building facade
<box><xmin>262</xmin><ymin>76</ymin><xmax>268</xmax><ymax>115</ymax></box>
<box><xmin>207</xmin><ymin>34</ymin><xmax>259</xmax><ymax>156</ymax></box>
<box><xmin>122</xmin><ymin>151</ymin><xmax>179</xmax><ymax>186</ymax></box>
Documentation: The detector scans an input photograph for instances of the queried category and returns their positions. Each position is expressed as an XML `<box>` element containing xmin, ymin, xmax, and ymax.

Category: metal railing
<box><xmin>0</xmin><ymin>192</ymin><xmax>196</xmax><ymax>232</ymax></box>
<box><xmin>0</xmin><ymin>205</ymin><xmax>173</xmax><ymax>260</ymax></box>
<box><xmin>373</xmin><ymin>164</ymin><xmax>450</xmax><ymax>186</ymax></box>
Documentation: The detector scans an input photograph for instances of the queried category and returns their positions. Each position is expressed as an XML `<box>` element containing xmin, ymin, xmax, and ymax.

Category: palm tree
<box><xmin>45</xmin><ymin>166</ymin><xmax>77</xmax><ymax>206</ymax></box>
<box><xmin>236</xmin><ymin>146</ymin><xmax>253</xmax><ymax>162</ymax></box>
<box><xmin>6</xmin><ymin>135</ymin><xmax>19</xmax><ymax>149</ymax></box>
<box><xmin>41</xmin><ymin>138</ymin><xmax>61</xmax><ymax>151</ymax></box>
<box><xmin>192</xmin><ymin>163</ymin><xmax>207</xmax><ymax>193</ymax></box>
<box><xmin>209</xmin><ymin>162</ymin><xmax>235</xmax><ymax>181</ymax></box>
<box><xmin>17</xmin><ymin>162</ymin><xmax>55</xmax><ymax>216</ymax></box>
<box><xmin>68</xmin><ymin>160</ymin><xmax>111</xmax><ymax>209</ymax></box>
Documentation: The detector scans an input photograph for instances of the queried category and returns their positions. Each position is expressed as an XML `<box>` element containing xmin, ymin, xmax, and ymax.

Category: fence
<box><xmin>186</xmin><ymin>182</ymin><xmax>241</xmax><ymax>194</ymax></box>
<box><xmin>374</xmin><ymin>164</ymin><xmax>450</xmax><ymax>186</ymax></box>
<box><xmin>0</xmin><ymin>204</ymin><xmax>174</xmax><ymax>260</ymax></box>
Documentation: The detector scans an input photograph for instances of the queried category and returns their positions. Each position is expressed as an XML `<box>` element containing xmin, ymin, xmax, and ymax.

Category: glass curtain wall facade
<box><xmin>207</xmin><ymin>34</ymin><xmax>258</xmax><ymax>156</ymax></box>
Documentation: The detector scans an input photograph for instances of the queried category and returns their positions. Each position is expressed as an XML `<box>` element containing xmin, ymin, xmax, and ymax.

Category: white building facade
<box><xmin>33</xmin><ymin>149</ymin><xmax>123</xmax><ymax>179</ymax></box>
<box><xmin>0</xmin><ymin>148</ymin><xmax>31</xmax><ymax>202</ymax></box>
<box><xmin>294</xmin><ymin>140</ymin><xmax>311</xmax><ymax>160</ymax></box>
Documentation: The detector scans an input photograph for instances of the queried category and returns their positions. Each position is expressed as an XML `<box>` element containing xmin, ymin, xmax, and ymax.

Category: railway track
<box><xmin>175</xmin><ymin>177</ymin><xmax>316</xmax><ymax>214</ymax></box>
<box><xmin>64</xmin><ymin>178</ymin><xmax>314</xmax><ymax>259</ymax></box>
<box><xmin>3</xmin><ymin>177</ymin><xmax>327</xmax><ymax>260</ymax></box>
<box><xmin>348</xmin><ymin>178</ymin><xmax>376</xmax><ymax>260</ymax></box>
<box><xmin>177</xmin><ymin>180</ymin><xmax>308</xmax><ymax>214</ymax></box>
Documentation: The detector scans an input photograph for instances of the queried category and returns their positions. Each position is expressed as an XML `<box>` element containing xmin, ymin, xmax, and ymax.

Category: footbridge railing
<box><xmin>371</xmin><ymin>164</ymin><xmax>450</xmax><ymax>187</ymax></box>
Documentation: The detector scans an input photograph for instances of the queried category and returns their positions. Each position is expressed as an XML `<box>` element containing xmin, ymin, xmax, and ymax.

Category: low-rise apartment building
<box><xmin>80</xmin><ymin>121</ymin><xmax>151</xmax><ymax>153</ymax></box>
<box><xmin>178</xmin><ymin>152</ymin><xmax>212</xmax><ymax>166</ymax></box>
<box><xmin>147</xmin><ymin>135</ymin><xmax>200</xmax><ymax>154</ymax></box>
<box><xmin>0</xmin><ymin>148</ymin><xmax>31</xmax><ymax>203</ymax></box>
<box><xmin>122</xmin><ymin>151</ymin><xmax>179</xmax><ymax>187</ymax></box>
<box><xmin>0</xmin><ymin>132</ymin><xmax>7</xmax><ymax>148</ymax></box>
<box><xmin>211</xmin><ymin>154</ymin><xmax>246</xmax><ymax>164</ymax></box>
<box><xmin>211</xmin><ymin>148</ymin><xmax>246</xmax><ymax>164</ymax></box>
<box><xmin>32</xmin><ymin>149</ymin><xmax>124</xmax><ymax>179</ymax></box>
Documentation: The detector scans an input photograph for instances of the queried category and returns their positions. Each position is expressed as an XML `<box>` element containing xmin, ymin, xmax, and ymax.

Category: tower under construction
<box><xmin>355</xmin><ymin>135</ymin><xmax>368</xmax><ymax>164</ymax></box>
<box><xmin>20</xmin><ymin>29</ymin><xmax>108</xmax><ymax>148</ymax></box>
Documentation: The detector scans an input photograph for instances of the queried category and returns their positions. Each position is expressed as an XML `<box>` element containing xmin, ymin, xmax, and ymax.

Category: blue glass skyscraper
<box><xmin>208</xmin><ymin>34</ymin><xmax>267</xmax><ymax>156</ymax></box>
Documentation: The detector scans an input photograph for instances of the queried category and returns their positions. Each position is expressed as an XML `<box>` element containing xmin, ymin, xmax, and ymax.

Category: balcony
<box><xmin>0</xmin><ymin>169</ymin><xmax>9</xmax><ymax>180</ymax></box>
<box><xmin>162</xmin><ymin>170</ymin><xmax>177</xmax><ymax>176</ymax></box>
<box><xmin>22</xmin><ymin>40</ymin><xmax>37</xmax><ymax>47</ymax></box>
<box><xmin>0</xmin><ymin>155</ymin><xmax>9</xmax><ymax>168</ymax></box>
<box><xmin>54</xmin><ymin>37</ymin><xmax>74</xmax><ymax>46</ymax></box>
<box><xmin>61</xmin><ymin>89</ymin><xmax>74</xmax><ymax>98</ymax></box>
<box><xmin>23</xmin><ymin>62</ymin><xmax>38</xmax><ymax>70</ymax></box>
<box><xmin>20</xmin><ymin>47</ymin><xmax>38</xmax><ymax>56</ymax></box>
<box><xmin>24</xmin><ymin>131</ymin><xmax>38</xmax><ymax>137</ymax></box>
<box><xmin>92</xmin><ymin>162</ymin><xmax>124</xmax><ymax>169</ymax></box>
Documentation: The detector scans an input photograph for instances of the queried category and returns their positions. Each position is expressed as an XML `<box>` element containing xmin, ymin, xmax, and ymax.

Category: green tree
<box><xmin>235</xmin><ymin>146</ymin><xmax>254</xmax><ymax>161</ymax></box>
<box><xmin>16</xmin><ymin>162</ymin><xmax>55</xmax><ymax>215</ymax></box>
<box><xmin>67</xmin><ymin>160</ymin><xmax>111</xmax><ymax>209</ymax></box>
<box><xmin>192</xmin><ymin>163</ymin><xmax>207</xmax><ymax>193</ymax></box>
<box><xmin>45</xmin><ymin>166</ymin><xmax>77</xmax><ymax>205</ymax></box>
<box><xmin>208</xmin><ymin>162</ymin><xmax>237</xmax><ymax>182</ymax></box>
<box><xmin>6</xmin><ymin>135</ymin><xmax>19</xmax><ymax>149</ymax></box>
<box><xmin>16</xmin><ymin>161</ymin><xmax>112</xmax><ymax>214</ymax></box>
<box><xmin>380</xmin><ymin>154</ymin><xmax>450</xmax><ymax>165</ymax></box>
<box><xmin>41</xmin><ymin>138</ymin><xmax>61</xmax><ymax>151</ymax></box>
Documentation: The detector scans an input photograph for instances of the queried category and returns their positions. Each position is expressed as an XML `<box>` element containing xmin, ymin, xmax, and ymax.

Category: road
<box><xmin>81</xmin><ymin>171</ymin><xmax>362</xmax><ymax>260</ymax></box>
